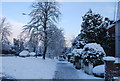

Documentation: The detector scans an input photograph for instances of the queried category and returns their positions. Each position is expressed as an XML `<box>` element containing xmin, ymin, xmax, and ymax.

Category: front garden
<box><xmin>67</xmin><ymin>42</ymin><xmax>106</xmax><ymax>77</ymax></box>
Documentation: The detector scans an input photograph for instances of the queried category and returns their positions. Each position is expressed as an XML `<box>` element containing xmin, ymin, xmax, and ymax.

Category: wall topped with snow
<box><xmin>103</xmin><ymin>56</ymin><xmax>115</xmax><ymax>61</ymax></box>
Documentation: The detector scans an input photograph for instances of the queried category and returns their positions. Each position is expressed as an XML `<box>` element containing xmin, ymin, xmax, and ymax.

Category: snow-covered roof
<box><xmin>107</xmin><ymin>24</ymin><xmax>115</xmax><ymax>29</ymax></box>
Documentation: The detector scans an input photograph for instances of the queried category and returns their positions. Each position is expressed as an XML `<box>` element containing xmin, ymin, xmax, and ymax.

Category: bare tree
<box><xmin>23</xmin><ymin>1</ymin><xmax>61</xmax><ymax>59</ymax></box>
<box><xmin>47</xmin><ymin>26</ymin><xmax>65</xmax><ymax>58</ymax></box>
<box><xmin>0</xmin><ymin>17</ymin><xmax>12</xmax><ymax>43</ymax></box>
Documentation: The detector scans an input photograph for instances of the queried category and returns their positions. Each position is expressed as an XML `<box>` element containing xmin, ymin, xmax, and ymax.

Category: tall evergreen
<box><xmin>79</xmin><ymin>9</ymin><xmax>112</xmax><ymax>55</ymax></box>
<box><xmin>81</xmin><ymin>9</ymin><xmax>103</xmax><ymax>43</ymax></box>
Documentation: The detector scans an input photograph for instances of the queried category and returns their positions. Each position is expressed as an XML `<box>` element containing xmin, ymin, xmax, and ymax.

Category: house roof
<box><xmin>107</xmin><ymin>24</ymin><xmax>115</xmax><ymax>29</ymax></box>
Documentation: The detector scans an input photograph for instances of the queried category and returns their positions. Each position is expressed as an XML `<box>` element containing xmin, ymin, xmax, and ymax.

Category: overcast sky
<box><xmin>1</xmin><ymin>1</ymin><xmax>118</xmax><ymax>44</ymax></box>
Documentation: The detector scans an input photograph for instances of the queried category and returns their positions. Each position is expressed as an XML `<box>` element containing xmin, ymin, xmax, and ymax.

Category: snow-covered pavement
<box><xmin>0</xmin><ymin>56</ymin><xmax>104</xmax><ymax>80</ymax></box>
<box><xmin>0</xmin><ymin>56</ymin><xmax>56</xmax><ymax>79</ymax></box>
<box><xmin>54</xmin><ymin>61</ymin><xmax>103</xmax><ymax>79</ymax></box>
<box><xmin>54</xmin><ymin>63</ymin><xmax>80</xmax><ymax>79</ymax></box>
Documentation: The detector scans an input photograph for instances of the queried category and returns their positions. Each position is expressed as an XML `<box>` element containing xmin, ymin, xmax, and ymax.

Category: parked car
<box><xmin>59</xmin><ymin>55</ymin><xmax>65</xmax><ymax>61</ymax></box>
<box><xmin>19</xmin><ymin>50</ymin><xmax>29</xmax><ymax>57</ymax></box>
<box><xmin>29</xmin><ymin>52</ymin><xmax>36</xmax><ymax>56</ymax></box>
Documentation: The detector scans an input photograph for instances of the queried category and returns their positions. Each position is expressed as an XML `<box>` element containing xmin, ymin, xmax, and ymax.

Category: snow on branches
<box><xmin>81</xmin><ymin>43</ymin><xmax>106</xmax><ymax>66</ymax></box>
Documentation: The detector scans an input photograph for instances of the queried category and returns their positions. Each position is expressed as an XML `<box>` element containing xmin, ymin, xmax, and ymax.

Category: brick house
<box><xmin>107</xmin><ymin>24</ymin><xmax>115</xmax><ymax>57</ymax></box>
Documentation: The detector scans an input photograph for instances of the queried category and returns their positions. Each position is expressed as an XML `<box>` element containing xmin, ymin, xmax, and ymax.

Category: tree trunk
<box><xmin>36</xmin><ymin>28</ymin><xmax>39</xmax><ymax>58</ymax></box>
<box><xmin>42</xmin><ymin>6</ymin><xmax>48</xmax><ymax>59</ymax></box>
<box><xmin>43</xmin><ymin>29</ymin><xmax>47</xmax><ymax>59</ymax></box>
<box><xmin>33</xmin><ymin>47</ymin><xmax>36</xmax><ymax>52</ymax></box>
<box><xmin>43</xmin><ymin>44</ymin><xmax>47</xmax><ymax>59</ymax></box>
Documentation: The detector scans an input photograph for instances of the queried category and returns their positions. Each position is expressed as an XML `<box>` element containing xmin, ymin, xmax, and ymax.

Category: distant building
<box><xmin>105</xmin><ymin>1</ymin><xmax>120</xmax><ymax>57</ymax></box>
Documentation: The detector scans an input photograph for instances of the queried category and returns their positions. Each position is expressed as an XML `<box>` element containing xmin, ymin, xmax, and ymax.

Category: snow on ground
<box><xmin>60</xmin><ymin>62</ymin><xmax>102</xmax><ymax>79</ymax></box>
<box><xmin>0</xmin><ymin>56</ymin><xmax>56</xmax><ymax>79</ymax></box>
<box><xmin>55</xmin><ymin>59</ymin><xmax>103</xmax><ymax>79</ymax></box>
<box><xmin>68</xmin><ymin>62</ymin><xmax>102</xmax><ymax>79</ymax></box>
<box><xmin>93</xmin><ymin>65</ymin><xmax>104</xmax><ymax>77</ymax></box>
<box><xmin>56</xmin><ymin>60</ymin><xmax>69</xmax><ymax>64</ymax></box>
<box><xmin>77</xmin><ymin>69</ymin><xmax>102</xmax><ymax>79</ymax></box>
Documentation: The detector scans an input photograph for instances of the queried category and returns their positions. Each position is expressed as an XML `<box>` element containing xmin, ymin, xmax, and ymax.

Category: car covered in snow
<box><xmin>29</xmin><ymin>52</ymin><xmax>36</xmax><ymax>56</ymax></box>
<box><xmin>19</xmin><ymin>50</ymin><xmax>29</xmax><ymax>57</ymax></box>
<box><xmin>58</xmin><ymin>55</ymin><xmax>66</xmax><ymax>61</ymax></box>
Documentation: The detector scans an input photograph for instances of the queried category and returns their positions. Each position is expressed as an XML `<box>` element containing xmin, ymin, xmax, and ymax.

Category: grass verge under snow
<box><xmin>0</xmin><ymin>56</ymin><xmax>56</xmax><ymax>79</ymax></box>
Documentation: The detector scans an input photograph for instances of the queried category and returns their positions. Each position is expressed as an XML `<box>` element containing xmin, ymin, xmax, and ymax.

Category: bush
<box><xmin>81</xmin><ymin>43</ymin><xmax>106</xmax><ymax>66</ymax></box>
<box><xmin>72</xmin><ymin>49</ymin><xmax>83</xmax><ymax>58</ymax></box>
<box><xmin>74</xmin><ymin>56</ymin><xmax>80</xmax><ymax>62</ymax></box>
<box><xmin>1</xmin><ymin>43</ymin><xmax>16</xmax><ymax>54</ymax></box>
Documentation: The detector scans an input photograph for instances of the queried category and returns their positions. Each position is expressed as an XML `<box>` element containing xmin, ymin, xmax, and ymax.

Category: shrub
<box><xmin>81</xmin><ymin>43</ymin><xmax>106</xmax><ymax>66</ymax></box>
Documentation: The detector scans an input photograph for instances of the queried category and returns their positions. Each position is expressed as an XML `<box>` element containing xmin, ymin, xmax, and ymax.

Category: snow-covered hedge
<box><xmin>72</xmin><ymin>49</ymin><xmax>83</xmax><ymax>57</ymax></box>
<box><xmin>72</xmin><ymin>40</ymin><xmax>86</xmax><ymax>49</ymax></box>
<box><xmin>2</xmin><ymin>43</ymin><xmax>15</xmax><ymax>54</ymax></box>
<box><xmin>2</xmin><ymin>43</ymin><xmax>12</xmax><ymax>51</ymax></box>
<box><xmin>71</xmin><ymin>49</ymin><xmax>83</xmax><ymax>63</ymax></box>
<box><xmin>81</xmin><ymin>43</ymin><xmax>106</xmax><ymax>66</ymax></box>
